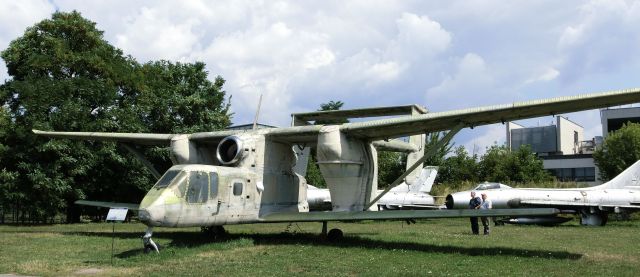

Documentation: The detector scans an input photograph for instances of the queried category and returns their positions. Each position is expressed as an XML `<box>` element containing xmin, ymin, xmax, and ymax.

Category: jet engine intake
<box><xmin>216</xmin><ymin>136</ymin><xmax>244</xmax><ymax>165</ymax></box>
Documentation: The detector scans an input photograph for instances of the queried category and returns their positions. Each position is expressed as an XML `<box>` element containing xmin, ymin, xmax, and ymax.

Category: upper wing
<box><xmin>32</xmin><ymin>130</ymin><xmax>176</xmax><ymax>146</ymax></box>
<box><xmin>32</xmin><ymin>129</ymin><xmax>237</xmax><ymax>146</ymax></box>
<box><xmin>259</xmin><ymin>208</ymin><xmax>558</xmax><ymax>223</ymax></box>
<box><xmin>75</xmin><ymin>200</ymin><xmax>140</xmax><ymax>211</ymax></box>
<box><xmin>341</xmin><ymin>88</ymin><xmax>640</xmax><ymax>140</ymax></box>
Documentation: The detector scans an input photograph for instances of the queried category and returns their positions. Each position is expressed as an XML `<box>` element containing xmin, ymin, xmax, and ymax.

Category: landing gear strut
<box><xmin>321</xmin><ymin>221</ymin><xmax>343</xmax><ymax>241</ymax></box>
<box><xmin>202</xmin><ymin>225</ymin><xmax>226</xmax><ymax>239</ymax></box>
<box><xmin>142</xmin><ymin>227</ymin><xmax>159</xmax><ymax>254</ymax></box>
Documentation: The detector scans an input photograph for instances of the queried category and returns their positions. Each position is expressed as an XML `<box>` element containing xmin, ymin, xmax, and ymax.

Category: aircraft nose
<box><xmin>138</xmin><ymin>207</ymin><xmax>164</xmax><ymax>226</ymax></box>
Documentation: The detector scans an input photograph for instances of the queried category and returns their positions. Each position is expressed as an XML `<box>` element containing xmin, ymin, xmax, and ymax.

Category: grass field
<box><xmin>1</xmin><ymin>217</ymin><xmax>639</xmax><ymax>276</ymax></box>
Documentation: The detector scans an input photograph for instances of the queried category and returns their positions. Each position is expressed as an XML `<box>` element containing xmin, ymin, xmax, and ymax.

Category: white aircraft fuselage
<box><xmin>446</xmin><ymin>161</ymin><xmax>640</xmax><ymax>226</ymax></box>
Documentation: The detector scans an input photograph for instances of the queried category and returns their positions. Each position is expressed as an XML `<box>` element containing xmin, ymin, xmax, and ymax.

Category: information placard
<box><xmin>106</xmin><ymin>208</ymin><xmax>128</xmax><ymax>221</ymax></box>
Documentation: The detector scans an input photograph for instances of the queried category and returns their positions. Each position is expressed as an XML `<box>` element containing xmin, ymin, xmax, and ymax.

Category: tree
<box><xmin>438</xmin><ymin>146</ymin><xmax>478</xmax><ymax>184</ymax></box>
<box><xmin>316</xmin><ymin>100</ymin><xmax>347</xmax><ymax>125</ymax></box>
<box><xmin>0</xmin><ymin>11</ymin><xmax>231</xmax><ymax>222</ymax></box>
<box><xmin>377</xmin><ymin>151</ymin><xmax>405</xmax><ymax>188</ymax></box>
<box><xmin>423</xmin><ymin>132</ymin><xmax>454</xmax><ymax>167</ymax></box>
<box><xmin>479</xmin><ymin>145</ymin><xmax>551</xmax><ymax>183</ymax></box>
<box><xmin>593</xmin><ymin>122</ymin><xmax>640</xmax><ymax>181</ymax></box>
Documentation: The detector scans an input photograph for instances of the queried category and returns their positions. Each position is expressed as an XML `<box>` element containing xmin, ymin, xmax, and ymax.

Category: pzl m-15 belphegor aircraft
<box><xmin>34</xmin><ymin>88</ymin><xmax>640</xmax><ymax>253</ymax></box>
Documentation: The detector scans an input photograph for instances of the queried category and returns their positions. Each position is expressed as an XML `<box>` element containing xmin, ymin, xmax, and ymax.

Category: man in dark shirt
<box><xmin>468</xmin><ymin>191</ymin><xmax>482</xmax><ymax>235</ymax></box>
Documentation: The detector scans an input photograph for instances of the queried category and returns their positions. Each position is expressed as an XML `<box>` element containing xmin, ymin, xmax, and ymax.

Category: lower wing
<box><xmin>259</xmin><ymin>208</ymin><xmax>558</xmax><ymax>223</ymax></box>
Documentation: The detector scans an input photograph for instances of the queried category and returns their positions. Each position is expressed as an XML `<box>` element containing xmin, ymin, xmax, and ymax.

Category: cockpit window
<box><xmin>187</xmin><ymin>171</ymin><xmax>209</xmax><ymax>204</ymax></box>
<box><xmin>154</xmin><ymin>170</ymin><xmax>180</xmax><ymax>189</ymax></box>
<box><xmin>173</xmin><ymin>172</ymin><xmax>188</xmax><ymax>197</ymax></box>
<box><xmin>475</xmin><ymin>183</ymin><xmax>508</xmax><ymax>190</ymax></box>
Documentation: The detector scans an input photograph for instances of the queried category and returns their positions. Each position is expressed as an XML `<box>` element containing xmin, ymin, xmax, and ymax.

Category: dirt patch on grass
<box><xmin>585</xmin><ymin>252</ymin><xmax>639</xmax><ymax>263</ymax></box>
<box><xmin>74</xmin><ymin>268</ymin><xmax>104</xmax><ymax>275</ymax></box>
<box><xmin>10</xmin><ymin>233</ymin><xmax>63</xmax><ymax>239</ymax></box>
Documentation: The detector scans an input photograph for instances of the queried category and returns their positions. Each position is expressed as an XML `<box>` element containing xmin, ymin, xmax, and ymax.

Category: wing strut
<box><xmin>120</xmin><ymin>143</ymin><xmax>162</xmax><ymax>179</ymax></box>
<box><xmin>364</xmin><ymin>124</ymin><xmax>464</xmax><ymax>210</ymax></box>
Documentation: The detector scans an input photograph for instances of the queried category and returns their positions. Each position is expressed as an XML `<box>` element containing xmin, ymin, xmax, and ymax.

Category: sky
<box><xmin>2</xmin><ymin>0</ymin><xmax>640</xmax><ymax>154</ymax></box>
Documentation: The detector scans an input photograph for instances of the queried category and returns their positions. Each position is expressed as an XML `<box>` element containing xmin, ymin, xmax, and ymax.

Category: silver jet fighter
<box><xmin>445</xmin><ymin>160</ymin><xmax>640</xmax><ymax>226</ymax></box>
<box><xmin>33</xmin><ymin>87</ymin><xmax>640</xmax><ymax>252</ymax></box>
<box><xmin>308</xmin><ymin>166</ymin><xmax>440</xmax><ymax>211</ymax></box>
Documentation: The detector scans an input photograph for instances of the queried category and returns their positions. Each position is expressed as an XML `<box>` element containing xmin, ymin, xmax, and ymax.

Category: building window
<box><xmin>547</xmin><ymin>167</ymin><xmax>595</xmax><ymax>182</ymax></box>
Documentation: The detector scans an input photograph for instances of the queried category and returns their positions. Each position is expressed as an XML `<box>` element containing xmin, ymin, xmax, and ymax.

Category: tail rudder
<box><xmin>596</xmin><ymin>160</ymin><xmax>640</xmax><ymax>189</ymax></box>
<box><xmin>410</xmin><ymin>166</ymin><xmax>438</xmax><ymax>193</ymax></box>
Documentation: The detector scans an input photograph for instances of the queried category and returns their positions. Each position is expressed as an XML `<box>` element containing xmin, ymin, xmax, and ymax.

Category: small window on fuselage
<box><xmin>233</xmin><ymin>182</ymin><xmax>243</xmax><ymax>196</ymax></box>
<box><xmin>210</xmin><ymin>173</ymin><xmax>218</xmax><ymax>199</ymax></box>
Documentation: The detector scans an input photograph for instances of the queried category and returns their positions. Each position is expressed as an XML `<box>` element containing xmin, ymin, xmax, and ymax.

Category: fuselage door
<box><xmin>179</xmin><ymin>171</ymin><xmax>218</xmax><ymax>226</ymax></box>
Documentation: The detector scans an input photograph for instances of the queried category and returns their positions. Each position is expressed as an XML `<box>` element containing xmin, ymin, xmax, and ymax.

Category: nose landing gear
<box><xmin>142</xmin><ymin>227</ymin><xmax>160</xmax><ymax>254</ymax></box>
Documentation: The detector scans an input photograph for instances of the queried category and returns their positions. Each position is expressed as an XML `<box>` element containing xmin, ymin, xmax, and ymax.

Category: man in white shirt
<box><xmin>480</xmin><ymin>193</ymin><xmax>492</xmax><ymax>235</ymax></box>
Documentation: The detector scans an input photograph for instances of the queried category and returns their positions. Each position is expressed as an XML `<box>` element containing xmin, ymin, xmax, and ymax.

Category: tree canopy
<box><xmin>593</xmin><ymin>122</ymin><xmax>640</xmax><ymax>181</ymax></box>
<box><xmin>0</xmin><ymin>11</ymin><xmax>231</xmax><ymax>222</ymax></box>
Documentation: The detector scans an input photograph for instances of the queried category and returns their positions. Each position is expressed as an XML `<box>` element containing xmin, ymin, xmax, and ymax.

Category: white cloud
<box><xmin>426</xmin><ymin>53</ymin><xmax>495</xmax><ymax>109</ymax></box>
<box><xmin>115</xmin><ymin>7</ymin><xmax>201</xmax><ymax>62</ymax></box>
<box><xmin>0</xmin><ymin>0</ymin><xmax>54</xmax><ymax>81</ymax></box>
<box><xmin>387</xmin><ymin>13</ymin><xmax>452</xmax><ymax>62</ymax></box>
<box><xmin>524</xmin><ymin>67</ymin><xmax>560</xmax><ymax>84</ymax></box>
<box><xmin>2</xmin><ymin>0</ymin><xmax>640</xmax><ymax>152</ymax></box>
<box><xmin>557</xmin><ymin>0</ymin><xmax>640</xmax><ymax>83</ymax></box>
<box><xmin>462</xmin><ymin>125</ymin><xmax>506</xmax><ymax>156</ymax></box>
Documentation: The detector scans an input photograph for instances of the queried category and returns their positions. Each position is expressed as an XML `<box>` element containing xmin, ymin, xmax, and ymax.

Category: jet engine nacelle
<box><xmin>217</xmin><ymin>136</ymin><xmax>245</xmax><ymax>165</ymax></box>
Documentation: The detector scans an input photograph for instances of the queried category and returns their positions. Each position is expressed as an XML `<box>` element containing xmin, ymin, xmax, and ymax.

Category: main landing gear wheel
<box><xmin>202</xmin><ymin>225</ymin><xmax>226</xmax><ymax>240</ymax></box>
<box><xmin>320</xmin><ymin>221</ymin><xmax>344</xmax><ymax>241</ymax></box>
<box><xmin>142</xmin><ymin>227</ymin><xmax>160</xmax><ymax>254</ymax></box>
<box><xmin>327</xmin><ymin>228</ymin><xmax>343</xmax><ymax>241</ymax></box>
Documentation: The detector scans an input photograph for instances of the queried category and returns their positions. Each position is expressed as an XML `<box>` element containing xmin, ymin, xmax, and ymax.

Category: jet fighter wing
<box><xmin>340</xmin><ymin>88</ymin><xmax>640</xmax><ymax>140</ymax></box>
<box><xmin>75</xmin><ymin>200</ymin><xmax>140</xmax><ymax>210</ymax></box>
<box><xmin>259</xmin><ymin>208</ymin><xmax>558</xmax><ymax>223</ymax></box>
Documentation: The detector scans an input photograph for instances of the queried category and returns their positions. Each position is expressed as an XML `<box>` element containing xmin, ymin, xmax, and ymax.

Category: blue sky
<box><xmin>2</xmin><ymin>0</ymin><xmax>640</xmax><ymax>153</ymax></box>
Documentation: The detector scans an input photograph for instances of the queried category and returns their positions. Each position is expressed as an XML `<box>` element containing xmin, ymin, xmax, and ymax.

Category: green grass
<box><xmin>1</xmin><ymin>218</ymin><xmax>639</xmax><ymax>276</ymax></box>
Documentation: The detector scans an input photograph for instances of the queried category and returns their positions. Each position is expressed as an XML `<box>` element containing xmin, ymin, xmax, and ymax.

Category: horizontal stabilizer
<box><xmin>259</xmin><ymin>208</ymin><xmax>558</xmax><ymax>223</ymax></box>
<box><xmin>75</xmin><ymin>200</ymin><xmax>139</xmax><ymax>210</ymax></box>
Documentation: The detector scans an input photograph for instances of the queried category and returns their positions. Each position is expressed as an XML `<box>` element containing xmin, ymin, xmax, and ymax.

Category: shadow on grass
<box><xmin>247</xmin><ymin>233</ymin><xmax>582</xmax><ymax>260</ymax></box>
<box><xmin>57</xmin><ymin>230</ymin><xmax>581</xmax><ymax>260</ymax></box>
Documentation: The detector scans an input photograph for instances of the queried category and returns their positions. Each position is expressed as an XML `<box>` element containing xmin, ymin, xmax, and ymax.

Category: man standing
<box><xmin>480</xmin><ymin>193</ymin><xmax>492</xmax><ymax>235</ymax></box>
<box><xmin>468</xmin><ymin>191</ymin><xmax>481</xmax><ymax>235</ymax></box>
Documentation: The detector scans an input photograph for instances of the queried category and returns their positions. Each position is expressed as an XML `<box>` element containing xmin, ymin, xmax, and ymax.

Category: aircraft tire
<box><xmin>327</xmin><ymin>228</ymin><xmax>343</xmax><ymax>241</ymax></box>
<box><xmin>143</xmin><ymin>243</ymin><xmax>160</xmax><ymax>254</ymax></box>
<box><xmin>202</xmin><ymin>225</ymin><xmax>226</xmax><ymax>240</ymax></box>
